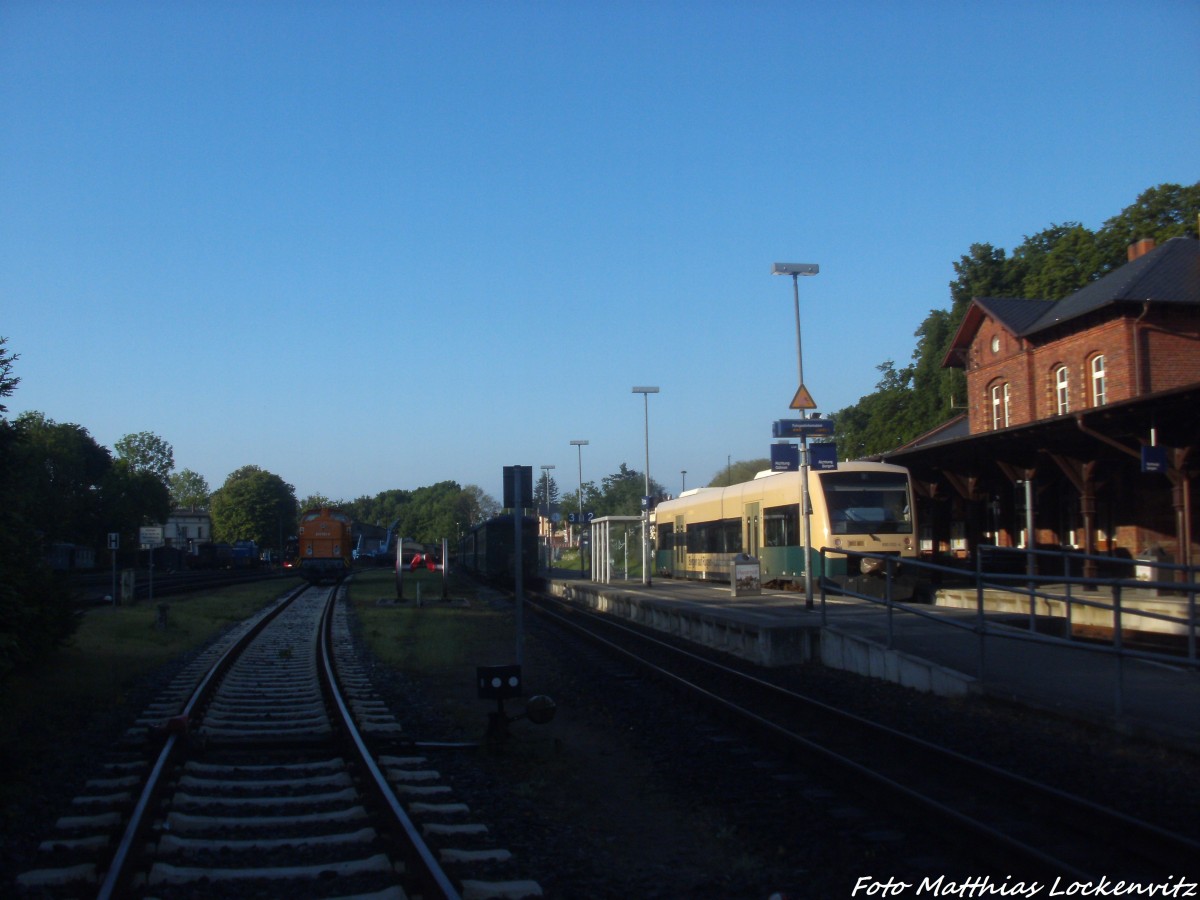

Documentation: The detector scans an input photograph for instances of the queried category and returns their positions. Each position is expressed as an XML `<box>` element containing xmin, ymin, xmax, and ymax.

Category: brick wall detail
<box><xmin>963</xmin><ymin>307</ymin><xmax>1200</xmax><ymax>434</ymax></box>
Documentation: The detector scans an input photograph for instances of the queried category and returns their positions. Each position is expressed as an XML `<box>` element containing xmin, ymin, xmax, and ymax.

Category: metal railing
<box><xmin>817</xmin><ymin>546</ymin><xmax>1198</xmax><ymax>720</ymax></box>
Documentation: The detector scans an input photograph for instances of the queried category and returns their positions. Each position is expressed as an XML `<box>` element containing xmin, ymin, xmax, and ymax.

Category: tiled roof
<box><xmin>974</xmin><ymin>296</ymin><xmax>1055</xmax><ymax>335</ymax></box>
<box><xmin>945</xmin><ymin>238</ymin><xmax>1199</xmax><ymax>363</ymax></box>
<box><xmin>1026</xmin><ymin>236</ymin><xmax>1199</xmax><ymax>335</ymax></box>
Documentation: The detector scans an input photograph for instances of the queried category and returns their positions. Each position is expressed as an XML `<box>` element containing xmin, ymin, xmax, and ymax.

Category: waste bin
<box><xmin>120</xmin><ymin>569</ymin><xmax>136</xmax><ymax>605</ymax></box>
<box><xmin>1134</xmin><ymin>545</ymin><xmax>1168</xmax><ymax>594</ymax></box>
<box><xmin>730</xmin><ymin>553</ymin><xmax>761</xmax><ymax>598</ymax></box>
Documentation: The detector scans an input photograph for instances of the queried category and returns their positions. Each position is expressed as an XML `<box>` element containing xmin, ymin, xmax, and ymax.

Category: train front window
<box><xmin>820</xmin><ymin>471</ymin><xmax>912</xmax><ymax>535</ymax></box>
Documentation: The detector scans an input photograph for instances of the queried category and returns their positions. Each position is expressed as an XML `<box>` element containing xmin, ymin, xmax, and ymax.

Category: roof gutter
<box><xmin>1133</xmin><ymin>300</ymin><xmax>1151</xmax><ymax>396</ymax></box>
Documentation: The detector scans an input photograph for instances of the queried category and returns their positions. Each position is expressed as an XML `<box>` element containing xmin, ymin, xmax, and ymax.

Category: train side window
<box><xmin>722</xmin><ymin>518</ymin><xmax>742</xmax><ymax>554</ymax></box>
<box><xmin>658</xmin><ymin>523</ymin><xmax>674</xmax><ymax>550</ymax></box>
<box><xmin>764</xmin><ymin>504</ymin><xmax>798</xmax><ymax>547</ymax></box>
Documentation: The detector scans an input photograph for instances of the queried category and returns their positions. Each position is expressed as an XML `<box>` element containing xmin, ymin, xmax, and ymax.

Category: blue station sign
<box><xmin>1141</xmin><ymin>445</ymin><xmax>1167</xmax><ymax>474</ymax></box>
<box><xmin>771</xmin><ymin>442</ymin><xmax>800</xmax><ymax>472</ymax></box>
<box><xmin>809</xmin><ymin>442</ymin><xmax>839</xmax><ymax>471</ymax></box>
<box><xmin>772</xmin><ymin>418</ymin><xmax>835</xmax><ymax>438</ymax></box>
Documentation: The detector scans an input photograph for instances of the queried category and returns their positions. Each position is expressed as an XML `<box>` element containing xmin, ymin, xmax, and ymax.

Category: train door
<box><xmin>743</xmin><ymin>502</ymin><xmax>761</xmax><ymax>559</ymax></box>
<box><xmin>673</xmin><ymin>515</ymin><xmax>687</xmax><ymax>574</ymax></box>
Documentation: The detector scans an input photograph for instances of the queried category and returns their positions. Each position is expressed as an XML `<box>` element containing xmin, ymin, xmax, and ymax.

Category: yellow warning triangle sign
<box><xmin>790</xmin><ymin>385</ymin><xmax>817</xmax><ymax>410</ymax></box>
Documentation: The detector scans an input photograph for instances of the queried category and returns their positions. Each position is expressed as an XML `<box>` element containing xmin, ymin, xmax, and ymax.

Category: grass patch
<box><xmin>347</xmin><ymin>568</ymin><xmax>522</xmax><ymax>734</ymax></box>
<box><xmin>349</xmin><ymin>568</ymin><xmax>516</xmax><ymax>671</ymax></box>
<box><xmin>0</xmin><ymin>577</ymin><xmax>303</xmax><ymax>821</ymax></box>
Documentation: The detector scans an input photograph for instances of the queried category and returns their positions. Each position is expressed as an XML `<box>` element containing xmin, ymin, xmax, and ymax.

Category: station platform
<box><xmin>544</xmin><ymin>571</ymin><xmax>1200</xmax><ymax>749</ymax></box>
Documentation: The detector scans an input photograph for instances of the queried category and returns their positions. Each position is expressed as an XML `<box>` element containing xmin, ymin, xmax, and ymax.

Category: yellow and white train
<box><xmin>653</xmin><ymin>461</ymin><xmax>916</xmax><ymax>588</ymax></box>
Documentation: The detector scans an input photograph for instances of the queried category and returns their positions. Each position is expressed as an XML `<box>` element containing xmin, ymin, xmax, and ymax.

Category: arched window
<box><xmin>1055</xmin><ymin>365</ymin><xmax>1070</xmax><ymax>415</ymax></box>
<box><xmin>1090</xmin><ymin>355</ymin><xmax>1107</xmax><ymax>406</ymax></box>
<box><xmin>990</xmin><ymin>381</ymin><xmax>1010</xmax><ymax>430</ymax></box>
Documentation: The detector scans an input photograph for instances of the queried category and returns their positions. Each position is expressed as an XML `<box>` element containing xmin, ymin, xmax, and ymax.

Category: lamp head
<box><xmin>772</xmin><ymin>263</ymin><xmax>819</xmax><ymax>276</ymax></box>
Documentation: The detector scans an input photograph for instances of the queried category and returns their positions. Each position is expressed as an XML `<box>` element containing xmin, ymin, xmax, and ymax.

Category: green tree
<box><xmin>1016</xmin><ymin>224</ymin><xmax>1104</xmax><ymax>300</ymax></box>
<box><xmin>346</xmin><ymin>488</ymin><xmax>413</xmax><ymax>532</ymax></box>
<box><xmin>533</xmin><ymin>474</ymin><xmax>561</xmax><ymax>510</ymax></box>
<box><xmin>343</xmin><ymin>483</ymin><xmax>499</xmax><ymax>544</ymax></box>
<box><xmin>169</xmin><ymin>469</ymin><xmax>210</xmax><ymax>509</ymax></box>
<box><xmin>13</xmin><ymin>412</ymin><xmax>113</xmax><ymax>544</ymax></box>
<box><xmin>907</xmin><ymin>308</ymin><xmax>965</xmax><ymax>426</ymax></box>
<box><xmin>1096</xmin><ymin>182</ymin><xmax>1200</xmax><ymax>272</ymax></box>
<box><xmin>948</xmin><ymin>242</ymin><xmax>1016</xmax><ymax>313</ymax></box>
<box><xmin>834</xmin><ymin>362</ymin><xmax>919</xmax><ymax>458</ymax></box>
<box><xmin>461</xmin><ymin>484</ymin><xmax>499</xmax><ymax>525</ymax></box>
<box><xmin>101</xmin><ymin>460</ymin><xmax>172</xmax><ymax>548</ymax></box>
<box><xmin>0</xmin><ymin>352</ymin><xmax>76</xmax><ymax>677</ymax></box>
<box><xmin>707</xmin><ymin>458</ymin><xmax>770</xmax><ymax>487</ymax></box>
<box><xmin>298</xmin><ymin>494</ymin><xmax>337</xmax><ymax>513</ymax></box>
<box><xmin>209</xmin><ymin>466</ymin><xmax>297</xmax><ymax>553</ymax></box>
<box><xmin>0</xmin><ymin>337</ymin><xmax>18</xmax><ymax>413</ymax></box>
<box><xmin>411</xmin><ymin>482</ymin><xmax>469</xmax><ymax>543</ymax></box>
<box><xmin>114</xmin><ymin>431</ymin><xmax>174</xmax><ymax>484</ymax></box>
<box><xmin>592</xmin><ymin>463</ymin><xmax>665</xmax><ymax>517</ymax></box>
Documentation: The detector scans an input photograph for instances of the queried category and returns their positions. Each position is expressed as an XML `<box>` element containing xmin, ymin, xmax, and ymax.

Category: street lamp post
<box><xmin>772</xmin><ymin>262</ymin><xmax>819</xmax><ymax>609</ymax></box>
<box><xmin>540</xmin><ymin>464</ymin><xmax>555</xmax><ymax>573</ymax></box>
<box><xmin>570</xmin><ymin>439</ymin><xmax>588</xmax><ymax>556</ymax></box>
<box><xmin>632</xmin><ymin>386</ymin><xmax>659</xmax><ymax>586</ymax></box>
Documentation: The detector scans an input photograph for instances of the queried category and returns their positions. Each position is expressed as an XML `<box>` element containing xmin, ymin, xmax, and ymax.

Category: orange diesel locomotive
<box><xmin>297</xmin><ymin>507</ymin><xmax>353</xmax><ymax>583</ymax></box>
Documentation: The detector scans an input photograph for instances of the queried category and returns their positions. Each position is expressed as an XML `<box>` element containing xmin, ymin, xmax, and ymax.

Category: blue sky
<box><xmin>2</xmin><ymin>1</ymin><xmax>1197</xmax><ymax>505</ymax></box>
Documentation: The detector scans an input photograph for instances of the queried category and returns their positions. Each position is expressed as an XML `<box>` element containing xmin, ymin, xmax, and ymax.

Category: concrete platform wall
<box><xmin>549</xmin><ymin>581</ymin><xmax>978</xmax><ymax>699</ymax></box>
<box><xmin>549</xmin><ymin>581</ymin><xmax>814</xmax><ymax>667</ymax></box>
<box><xmin>936</xmin><ymin>587</ymin><xmax>1196</xmax><ymax>636</ymax></box>
<box><xmin>819</xmin><ymin>626</ymin><xmax>977</xmax><ymax>698</ymax></box>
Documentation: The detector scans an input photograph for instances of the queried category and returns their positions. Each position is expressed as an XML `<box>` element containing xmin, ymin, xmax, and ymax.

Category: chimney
<box><xmin>1127</xmin><ymin>238</ymin><xmax>1156</xmax><ymax>261</ymax></box>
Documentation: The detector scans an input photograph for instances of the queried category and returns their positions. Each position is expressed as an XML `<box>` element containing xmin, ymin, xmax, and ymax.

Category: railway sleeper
<box><xmin>155</xmin><ymin>826</ymin><xmax>379</xmax><ymax>856</ymax></box>
<box><xmin>163</xmin><ymin>804</ymin><xmax>370</xmax><ymax>832</ymax></box>
<box><xmin>176</xmin><ymin>770</ymin><xmax>354</xmax><ymax>792</ymax></box>
<box><xmin>169</xmin><ymin>785</ymin><xmax>361</xmax><ymax>809</ymax></box>
<box><xmin>143</xmin><ymin>851</ymin><xmax>399</xmax><ymax>886</ymax></box>
<box><xmin>14</xmin><ymin>861</ymin><xmax>99</xmax><ymax>890</ymax></box>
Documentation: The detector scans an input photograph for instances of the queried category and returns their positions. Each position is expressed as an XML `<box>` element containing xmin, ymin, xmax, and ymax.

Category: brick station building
<box><xmin>884</xmin><ymin>236</ymin><xmax>1199</xmax><ymax>578</ymax></box>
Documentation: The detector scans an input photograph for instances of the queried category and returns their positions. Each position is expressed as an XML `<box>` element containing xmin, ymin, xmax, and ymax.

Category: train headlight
<box><xmin>833</xmin><ymin>538</ymin><xmax>843</xmax><ymax>549</ymax></box>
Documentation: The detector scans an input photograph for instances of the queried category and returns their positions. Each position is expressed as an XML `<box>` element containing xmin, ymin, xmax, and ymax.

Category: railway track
<box><xmin>528</xmin><ymin>589</ymin><xmax>1200</xmax><ymax>881</ymax></box>
<box><xmin>68</xmin><ymin>569</ymin><xmax>293</xmax><ymax>606</ymax></box>
<box><xmin>17</xmin><ymin>581</ymin><xmax>542</xmax><ymax>900</ymax></box>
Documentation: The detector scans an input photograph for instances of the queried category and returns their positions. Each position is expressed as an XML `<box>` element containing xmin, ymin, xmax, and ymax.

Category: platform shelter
<box><xmin>588</xmin><ymin>515</ymin><xmax>645</xmax><ymax>584</ymax></box>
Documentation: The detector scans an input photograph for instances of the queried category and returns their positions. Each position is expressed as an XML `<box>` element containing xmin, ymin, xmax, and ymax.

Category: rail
<box><xmin>318</xmin><ymin>585</ymin><xmax>462</xmax><ymax>900</ymax></box>
<box><xmin>95</xmin><ymin>581</ymin><xmax>308</xmax><ymax>900</ymax></box>
<box><xmin>817</xmin><ymin>546</ymin><xmax>1199</xmax><ymax>721</ymax></box>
